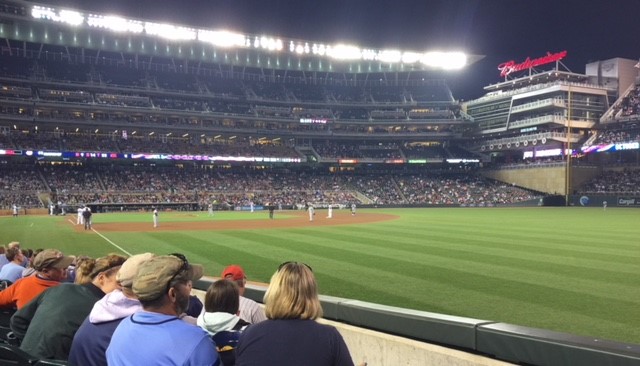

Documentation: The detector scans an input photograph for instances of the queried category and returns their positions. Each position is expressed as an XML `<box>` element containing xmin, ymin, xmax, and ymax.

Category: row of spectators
<box><xmin>4</xmin><ymin>163</ymin><xmax>639</xmax><ymax>210</ymax></box>
<box><xmin>591</xmin><ymin>124</ymin><xmax>640</xmax><ymax>145</ymax></box>
<box><xmin>0</xmin><ymin>164</ymin><xmax>542</xmax><ymax>209</ymax></box>
<box><xmin>0</xmin><ymin>241</ymin><xmax>357</xmax><ymax>365</ymax></box>
<box><xmin>580</xmin><ymin>168</ymin><xmax>640</xmax><ymax>194</ymax></box>
<box><xmin>610</xmin><ymin>84</ymin><xmax>640</xmax><ymax>119</ymax></box>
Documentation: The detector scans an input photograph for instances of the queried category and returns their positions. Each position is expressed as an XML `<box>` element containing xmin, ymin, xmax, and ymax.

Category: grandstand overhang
<box><xmin>0</xmin><ymin>0</ymin><xmax>483</xmax><ymax>74</ymax></box>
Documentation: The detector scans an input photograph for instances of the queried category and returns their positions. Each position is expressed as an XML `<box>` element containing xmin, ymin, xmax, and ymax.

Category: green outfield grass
<box><xmin>1</xmin><ymin>207</ymin><xmax>639</xmax><ymax>344</ymax></box>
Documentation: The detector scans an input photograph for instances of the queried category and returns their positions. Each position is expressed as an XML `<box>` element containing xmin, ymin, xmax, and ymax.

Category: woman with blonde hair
<box><xmin>236</xmin><ymin>261</ymin><xmax>357</xmax><ymax>366</ymax></box>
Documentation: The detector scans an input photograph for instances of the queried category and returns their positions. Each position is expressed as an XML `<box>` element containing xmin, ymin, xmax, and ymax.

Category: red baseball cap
<box><xmin>221</xmin><ymin>264</ymin><xmax>245</xmax><ymax>281</ymax></box>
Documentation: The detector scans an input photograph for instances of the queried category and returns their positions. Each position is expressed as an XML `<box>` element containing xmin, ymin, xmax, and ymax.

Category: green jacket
<box><xmin>10</xmin><ymin>282</ymin><xmax>105</xmax><ymax>360</ymax></box>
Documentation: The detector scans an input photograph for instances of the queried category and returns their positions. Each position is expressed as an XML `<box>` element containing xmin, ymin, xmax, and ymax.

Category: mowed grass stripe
<box><xmin>299</xmin><ymin>228</ymin><xmax>638</xmax><ymax>293</ymax></box>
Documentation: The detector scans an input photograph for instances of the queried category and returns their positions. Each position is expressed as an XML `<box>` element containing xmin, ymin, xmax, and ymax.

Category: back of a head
<box><xmin>76</xmin><ymin>254</ymin><xmax>127</xmax><ymax>284</ymax></box>
<box><xmin>117</xmin><ymin>253</ymin><xmax>155</xmax><ymax>292</ymax></box>
<box><xmin>205</xmin><ymin>279</ymin><xmax>239</xmax><ymax>314</ymax></box>
<box><xmin>5</xmin><ymin>246</ymin><xmax>21</xmax><ymax>262</ymax></box>
<box><xmin>264</xmin><ymin>262</ymin><xmax>322</xmax><ymax>320</ymax></box>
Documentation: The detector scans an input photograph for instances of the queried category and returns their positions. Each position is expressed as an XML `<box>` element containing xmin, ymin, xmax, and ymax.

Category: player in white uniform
<box><xmin>208</xmin><ymin>203</ymin><xmax>214</xmax><ymax>216</ymax></box>
<box><xmin>308</xmin><ymin>204</ymin><xmax>315</xmax><ymax>221</ymax></box>
<box><xmin>326</xmin><ymin>204</ymin><xmax>333</xmax><ymax>219</ymax></box>
<box><xmin>77</xmin><ymin>206</ymin><xmax>84</xmax><ymax>225</ymax></box>
<box><xmin>351</xmin><ymin>203</ymin><xmax>356</xmax><ymax>216</ymax></box>
<box><xmin>153</xmin><ymin>208</ymin><xmax>159</xmax><ymax>228</ymax></box>
<box><xmin>12</xmin><ymin>204</ymin><xmax>18</xmax><ymax>217</ymax></box>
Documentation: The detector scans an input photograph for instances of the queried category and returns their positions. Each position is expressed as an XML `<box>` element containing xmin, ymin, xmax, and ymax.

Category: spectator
<box><xmin>235</xmin><ymin>261</ymin><xmax>360</xmax><ymax>366</ymax></box>
<box><xmin>69</xmin><ymin>253</ymin><xmax>155</xmax><ymax>366</ymax></box>
<box><xmin>0</xmin><ymin>246</ymin><xmax>26</xmax><ymax>283</ymax></box>
<box><xmin>106</xmin><ymin>254</ymin><xmax>219</xmax><ymax>366</ymax></box>
<box><xmin>0</xmin><ymin>242</ymin><xmax>20</xmax><ymax>270</ymax></box>
<box><xmin>11</xmin><ymin>254</ymin><xmax>127</xmax><ymax>360</ymax></box>
<box><xmin>198</xmin><ymin>279</ymin><xmax>250</xmax><ymax>366</ymax></box>
<box><xmin>0</xmin><ymin>249</ymin><xmax>74</xmax><ymax>310</ymax></box>
<box><xmin>221</xmin><ymin>265</ymin><xmax>267</xmax><ymax>324</ymax></box>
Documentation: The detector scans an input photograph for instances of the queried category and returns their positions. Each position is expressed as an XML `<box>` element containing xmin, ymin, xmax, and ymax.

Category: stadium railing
<box><xmin>192</xmin><ymin>279</ymin><xmax>640</xmax><ymax>366</ymax></box>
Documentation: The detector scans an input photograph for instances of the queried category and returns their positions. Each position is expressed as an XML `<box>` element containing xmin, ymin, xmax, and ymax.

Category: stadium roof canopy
<box><xmin>0</xmin><ymin>0</ymin><xmax>484</xmax><ymax>74</ymax></box>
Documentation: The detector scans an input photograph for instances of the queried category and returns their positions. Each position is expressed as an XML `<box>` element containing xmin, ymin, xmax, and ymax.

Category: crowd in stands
<box><xmin>610</xmin><ymin>84</ymin><xmax>640</xmax><ymax>119</ymax></box>
<box><xmin>0</xmin><ymin>241</ymin><xmax>364</xmax><ymax>365</ymax></box>
<box><xmin>0</xmin><ymin>160</ymin><xmax>543</xmax><ymax>210</ymax></box>
<box><xmin>591</xmin><ymin>124</ymin><xmax>640</xmax><ymax>145</ymax></box>
<box><xmin>580</xmin><ymin>168</ymin><xmax>640</xmax><ymax>195</ymax></box>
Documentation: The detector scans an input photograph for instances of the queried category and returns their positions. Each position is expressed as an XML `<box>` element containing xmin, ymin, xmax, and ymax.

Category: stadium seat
<box><xmin>34</xmin><ymin>360</ymin><xmax>69</xmax><ymax>366</ymax></box>
<box><xmin>0</xmin><ymin>343</ymin><xmax>38</xmax><ymax>365</ymax></box>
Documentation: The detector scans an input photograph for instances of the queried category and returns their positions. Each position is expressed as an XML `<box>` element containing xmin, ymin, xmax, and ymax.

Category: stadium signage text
<box><xmin>617</xmin><ymin>198</ymin><xmax>640</xmax><ymax>206</ymax></box>
<box><xmin>498</xmin><ymin>51</ymin><xmax>567</xmax><ymax>77</ymax></box>
<box><xmin>300</xmin><ymin>118</ymin><xmax>328</xmax><ymax>124</ymax></box>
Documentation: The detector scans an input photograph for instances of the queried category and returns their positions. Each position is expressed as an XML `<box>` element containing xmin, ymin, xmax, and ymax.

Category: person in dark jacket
<box><xmin>10</xmin><ymin>254</ymin><xmax>126</xmax><ymax>360</ymax></box>
<box><xmin>235</xmin><ymin>262</ymin><xmax>364</xmax><ymax>366</ymax></box>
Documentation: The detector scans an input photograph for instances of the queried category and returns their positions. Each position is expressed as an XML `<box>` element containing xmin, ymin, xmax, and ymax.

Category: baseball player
<box><xmin>153</xmin><ymin>207</ymin><xmax>159</xmax><ymax>228</ymax></box>
<box><xmin>77</xmin><ymin>206</ymin><xmax>84</xmax><ymax>225</ymax></box>
<box><xmin>326</xmin><ymin>204</ymin><xmax>333</xmax><ymax>219</ymax></box>
<box><xmin>308</xmin><ymin>204</ymin><xmax>315</xmax><ymax>222</ymax></box>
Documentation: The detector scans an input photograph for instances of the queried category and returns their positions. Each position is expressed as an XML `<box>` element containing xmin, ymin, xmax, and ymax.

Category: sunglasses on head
<box><xmin>166</xmin><ymin>253</ymin><xmax>190</xmax><ymax>290</ymax></box>
<box><xmin>278</xmin><ymin>261</ymin><xmax>313</xmax><ymax>272</ymax></box>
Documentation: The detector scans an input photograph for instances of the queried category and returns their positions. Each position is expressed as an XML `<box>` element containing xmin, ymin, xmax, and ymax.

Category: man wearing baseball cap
<box><xmin>107</xmin><ymin>254</ymin><xmax>219</xmax><ymax>366</ymax></box>
<box><xmin>222</xmin><ymin>264</ymin><xmax>267</xmax><ymax>324</ymax></box>
<box><xmin>0</xmin><ymin>249</ymin><xmax>74</xmax><ymax>310</ymax></box>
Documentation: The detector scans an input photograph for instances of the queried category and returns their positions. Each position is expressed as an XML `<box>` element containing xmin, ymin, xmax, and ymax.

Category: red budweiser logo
<box><xmin>498</xmin><ymin>51</ymin><xmax>567</xmax><ymax>77</ymax></box>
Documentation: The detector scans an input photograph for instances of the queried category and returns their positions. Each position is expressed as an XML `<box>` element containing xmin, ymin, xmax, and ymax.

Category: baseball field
<box><xmin>1</xmin><ymin>206</ymin><xmax>639</xmax><ymax>344</ymax></box>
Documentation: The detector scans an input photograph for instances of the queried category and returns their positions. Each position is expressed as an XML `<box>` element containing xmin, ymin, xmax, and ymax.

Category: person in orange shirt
<box><xmin>0</xmin><ymin>249</ymin><xmax>75</xmax><ymax>310</ymax></box>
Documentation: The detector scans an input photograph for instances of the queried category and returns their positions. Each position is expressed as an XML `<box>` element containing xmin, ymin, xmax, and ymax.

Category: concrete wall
<box><xmin>192</xmin><ymin>287</ymin><xmax>513</xmax><ymax>366</ymax></box>
<box><xmin>326</xmin><ymin>319</ymin><xmax>513</xmax><ymax>366</ymax></box>
<box><xmin>481</xmin><ymin>165</ymin><xmax>602</xmax><ymax>195</ymax></box>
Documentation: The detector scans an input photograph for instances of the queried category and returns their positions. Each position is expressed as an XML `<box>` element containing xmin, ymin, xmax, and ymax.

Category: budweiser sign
<box><xmin>498</xmin><ymin>51</ymin><xmax>567</xmax><ymax>77</ymax></box>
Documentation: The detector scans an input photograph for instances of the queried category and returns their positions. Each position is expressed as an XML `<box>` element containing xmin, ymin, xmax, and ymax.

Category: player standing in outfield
<box><xmin>351</xmin><ymin>203</ymin><xmax>356</xmax><ymax>216</ymax></box>
<box><xmin>153</xmin><ymin>207</ymin><xmax>159</xmax><ymax>228</ymax></box>
<box><xmin>603</xmin><ymin>201</ymin><xmax>607</xmax><ymax>211</ymax></box>
<box><xmin>12</xmin><ymin>204</ymin><xmax>18</xmax><ymax>217</ymax></box>
<box><xmin>308</xmin><ymin>204</ymin><xmax>315</xmax><ymax>222</ymax></box>
<box><xmin>326</xmin><ymin>204</ymin><xmax>333</xmax><ymax>219</ymax></box>
<box><xmin>208</xmin><ymin>203</ymin><xmax>214</xmax><ymax>217</ymax></box>
<box><xmin>250</xmin><ymin>201</ymin><xmax>255</xmax><ymax>213</ymax></box>
<box><xmin>268</xmin><ymin>204</ymin><xmax>275</xmax><ymax>219</ymax></box>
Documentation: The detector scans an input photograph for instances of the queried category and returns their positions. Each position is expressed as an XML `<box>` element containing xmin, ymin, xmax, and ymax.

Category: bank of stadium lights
<box><xmin>87</xmin><ymin>15</ymin><xmax>143</xmax><ymax>34</ymax></box>
<box><xmin>198</xmin><ymin>30</ymin><xmax>247</xmax><ymax>48</ymax></box>
<box><xmin>30</xmin><ymin>5</ymin><xmax>468</xmax><ymax>69</ymax></box>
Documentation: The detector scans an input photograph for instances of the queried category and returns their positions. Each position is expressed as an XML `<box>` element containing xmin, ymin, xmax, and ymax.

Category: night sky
<box><xmin>39</xmin><ymin>0</ymin><xmax>640</xmax><ymax>100</ymax></box>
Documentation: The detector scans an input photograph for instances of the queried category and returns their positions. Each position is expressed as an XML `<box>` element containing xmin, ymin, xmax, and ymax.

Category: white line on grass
<box><xmin>91</xmin><ymin>228</ymin><xmax>132</xmax><ymax>256</ymax></box>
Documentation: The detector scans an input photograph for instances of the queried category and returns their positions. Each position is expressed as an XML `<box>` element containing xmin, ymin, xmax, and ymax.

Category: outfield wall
<box><xmin>480</xmin><ymin>165</ymin><xmax>602</xmax><ymax>195</ymax></box>
<box><xmin>192</xmin><ymin>280</ymin><xmax>640</xmax><ymax>366</ymax></box>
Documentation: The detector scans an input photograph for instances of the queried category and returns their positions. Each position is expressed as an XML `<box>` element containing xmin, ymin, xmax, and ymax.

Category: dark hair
<box><xmin>204</xmin><ymin>279</ymin><xmax>239</xmax><ymax>314</ymax></box>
